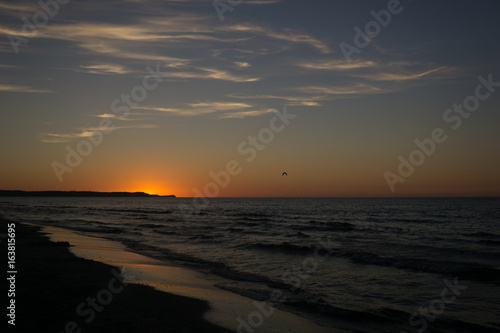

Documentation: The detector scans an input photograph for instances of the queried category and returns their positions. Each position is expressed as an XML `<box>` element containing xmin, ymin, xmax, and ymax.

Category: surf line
<box><xmin>236</xmin><ymin>235</ymin><xmax>339</xmax><ymax>333</ymax></box>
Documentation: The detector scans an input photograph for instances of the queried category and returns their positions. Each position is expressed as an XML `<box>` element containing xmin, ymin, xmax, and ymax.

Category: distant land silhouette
<box><xmin>0</xmin><ymin>190</ymin><xmax>176</xmax><ymax>198</ymax></box>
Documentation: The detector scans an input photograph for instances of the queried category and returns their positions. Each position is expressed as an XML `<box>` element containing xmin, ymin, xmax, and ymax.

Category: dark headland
<box><xmin>0</xmin><ymin>190</ymin><xmax>175</xmax><ymax>197</ymax></box>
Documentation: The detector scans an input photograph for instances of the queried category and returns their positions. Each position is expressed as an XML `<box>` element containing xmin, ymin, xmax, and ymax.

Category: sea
<box><xmin>1</xmin><ymin>197</ymin><xmax>499</xmax><ymax>332</ymax></box>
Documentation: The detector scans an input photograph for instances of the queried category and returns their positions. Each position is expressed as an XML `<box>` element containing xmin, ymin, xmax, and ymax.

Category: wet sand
<box><xmin>10</xmin><ymin>221</ymin><xmax>231</xmax><ymax>332</ymax></box>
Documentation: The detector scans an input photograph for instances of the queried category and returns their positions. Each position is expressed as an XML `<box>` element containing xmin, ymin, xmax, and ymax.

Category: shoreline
<box><xmin>10</xmin><ymin>220</ymin><xmax>347</xmax><ymax>332</ymax></box>
<box><xmin>6</xmin><ymin>220</ymin><xmax>231</xmax><ymax>332</ymax></box>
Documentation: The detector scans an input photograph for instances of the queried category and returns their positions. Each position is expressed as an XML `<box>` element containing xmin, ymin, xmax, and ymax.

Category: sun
<box><xmin>137</xmin><ymin>187</ymin><xmax>163</xmax><ymax>195</ymax></box>
<box><xmin>128</xmin><ymin>184</ymin><xmax>167</xmax><ymax>196</ymax></box>
<box><xmin>124</xmin><ymin>176</ymin><xmax>185</xmax><ymax>196</ymax></box>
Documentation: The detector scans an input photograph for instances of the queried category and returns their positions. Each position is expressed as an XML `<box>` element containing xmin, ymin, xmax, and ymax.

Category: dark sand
<box><xmin>6</xmin><ymin>221</ymin><xmax>233</xmax><ymax>332</ymax></box>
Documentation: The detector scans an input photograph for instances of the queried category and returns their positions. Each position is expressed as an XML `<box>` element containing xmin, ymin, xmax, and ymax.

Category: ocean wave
<box><xmin>479</xmin><ymin>239</ymin><xmax>500</xmax><ymax>246</ymax></box>
<box><xmin>188</xmin><ymin>234</ymin><xmax>218</xmax><ymax>241</ymax></box>
<box><xmin>293</xmin><ymin>221</ymin><xmax>355</xmax><ymax>232</ymax></box>
<box><xmin>285</xmin><ymin>231</ymin><xmax>311</xmax><ymax>238</ymax></box>
<box><xmin>62</xmin><ymin>218</ymin><xmax>103</xmax><ymax>226</ymax></box>
<box><xmin>340</xmin><ymin>251</ymin><xmax>500</xmax><ymax>282</ymax></box>
<box><xmin>232</xmin><ymin>212</ymin><xmax>274</xmax><ymax>219</ymax></box>
<box><xmin>137</xmin><ymin>223</ymin><xmax>165</xmax><ymax>229</ymax></box>
<box><xmin>366</xmin><ymin>217</ymin><xmax>436</xmax><ymax>224</ymax></box>
<box><xmin>153</xmin><ymin>229</ymin><xmax>176</xmax><ymax>235</ymax></box>
<box><xmin>67</xmin><ymin>225</ymin><xmax>124</xmax><ymax>234</ymax></box>
<box><xmin>90</xmin><ymin>207</ymin><xmax>173</xmax><ymax>215</ymax></box>
<box><xmin>226</xmin><ymin>227</ymin><xmax>244</xmax><ymax>232</ymax></box>
<box><xmin>464</xmin><ymin>231</ymin><xmax>500</xmax><ymax>238</ymax></box>
<box><xmin>238</xmin><ymin>221</ymin><xmax>261</xmax><ymax>227</ymax></box>
<box><xmin>395</xmin><ymin>217</ymin><xmax>438</xmax><ymax>223</ymax></box>
<box><xmin>243</xmin><ymin>242</ymin><xmax>313</xmax><ymax>254</ymax></box>
<box><xmin>234</xmin><ymin>217</ymin><xmax>275</xmax><ymax>224</ymax></box>
<box><xmin>95</xmin><ymin>226</ymin><xmax>125</xmax><ymax>234</ymax></box>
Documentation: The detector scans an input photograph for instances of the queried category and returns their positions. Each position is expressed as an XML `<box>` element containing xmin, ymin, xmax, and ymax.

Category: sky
<box><xmin>0</xmin><ymin>0</ymin><xmax>499</xmax><ymax>197</ymax></box>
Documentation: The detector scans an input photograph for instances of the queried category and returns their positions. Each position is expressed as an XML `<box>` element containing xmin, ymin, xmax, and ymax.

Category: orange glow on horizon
<box><xmin>126</xmin><ymin>180</ymin><xmax>188</xmax><ymax>197</ymax></box>
<box><xmin>130</xmin><ymin>185</ymin><xmax>173</xmax><ymax>196</ymax></box>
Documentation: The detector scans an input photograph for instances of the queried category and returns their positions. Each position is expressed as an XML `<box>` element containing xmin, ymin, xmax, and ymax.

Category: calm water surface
<box><xmin>1</xmin><ymin>197</ymin><xmax>499</xmax><ymax>332</ymax></box>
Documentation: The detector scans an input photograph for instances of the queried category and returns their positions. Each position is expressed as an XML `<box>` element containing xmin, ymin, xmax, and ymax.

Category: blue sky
<box><xmin>1</xmin><ymin>0</ymin><xmax>499</xmax><ymax>196</ymax></box>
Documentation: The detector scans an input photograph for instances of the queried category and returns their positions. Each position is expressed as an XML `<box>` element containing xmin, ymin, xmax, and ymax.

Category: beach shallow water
<box><xmin>40</xmin><ymin>223</ymin><xmax>346</xmax><ymax>333</ymax></box>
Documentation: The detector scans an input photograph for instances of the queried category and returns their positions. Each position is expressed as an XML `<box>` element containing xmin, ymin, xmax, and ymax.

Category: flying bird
<box><xmin>282</xmin><ymin>172</ymin><xmax>287</xmax><ymax>176</ymax></box>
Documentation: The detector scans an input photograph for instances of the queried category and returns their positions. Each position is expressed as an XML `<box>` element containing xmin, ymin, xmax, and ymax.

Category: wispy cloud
<box><xmin>0</xmin><ymin>64</ymin><xmax>17</xmax><ymax>69</ymax></box>
<box><xmin>234</xmin><ymin>61</ymin><xmax>251</xmax><ymax>69</ymax></box>
<box><xmin>138</xmin><ymin>102</ymin><xmax>252</xmax><ymax>116</ymax></box>
<box><xmin>356</xmin><ymin>67</ymin><xmax>450</xmax><ymax>82</ymax></box>
<box><xmin>93</xmin><ymin>113</ymin><xmax>120</xmax><ymax>119</ymax></box>
<box><xmin>1</xmin><ymin>5</ymin><xmax>329</xmax><ymax>86</ymax></box>
<box><xmin>229</xmin><ymin>93</ymin><xmax>325</xmax><ymax>106</ymax></box>
<box><xmin>42</xmin><ymin>21</ymin><xmax>247</xmax><ymax>43</ymax></box>
<box><xmin>0</xmin><ymin>84</ymin><xmax>52</xmax><ymax>93</ymax></box>
<box><xmin>168</xmin><ymin>67</ymin><xmax>261</xmax><ymax>82</ymax></box>
<box><xmin>293</xmin><ymin>84</ymin><xmax>389</xmax><ymax>96</ymax></box>
<box><xmin>226</xmin><ymin>24</ymin><xmax>332</xmax><ymax>53</ymax></box>
<box><xmin>137</xmin><ymin>101</ymin><xmax>273</xmax><ymax>118</ymax></box>
<box><xmin>299</xmin><ymin>59</ymin><xmax>376</xmax><ymax>71</ymax></box>
<box><xmin>284</xmin><ymin>66</ymin><xmax>455</xmax><ymax>100</ymax></box>
<box><xmin>40</xmin><ymin>124</ymin><xmax>158</xmax><ymax>143</ymax></box>
<box><xmin>78</xmin><ymin>63</ymin><xmax>131</xmax><ymax>75</ymax></box>
<box><xmin>42</xmin><ymin>22</ymin><xmax>190</xmax><ymax>42</ymax></box>
<box><xmin>92</xmin><ymin>112</ymin><xmax>147</xmax><ymax>119</ymax></box>
<box><xmin>75</xmin><ymin>42</ymin><xmax>189</xmax><ymax>68</ymax></box>
<box><xmin>218</xmin><ymin>108</ymin><xmax>277</xmax><ymax>119</ymax></box>
<box><xmin>298</xmin><ymin>58</ymin><xmax>456</xmax><ymax>86</ymax></box>
<box><xmin>0</xmin><ymin>1</ymin><xmax>36</xmax><ymax>17</ymax></box>
<box><xmin>0</xmin><ymin>25</ymin><xmax>27</xmax><ymax>37</ymax></box>
<box><xmin>212</xmin><ymin>47</ymin><xmax>290</xmax><ymax>61</ymax></box>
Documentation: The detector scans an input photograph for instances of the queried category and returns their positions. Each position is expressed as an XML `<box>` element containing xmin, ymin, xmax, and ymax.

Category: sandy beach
<box><xmin>9</xmin><ymin>220</ymin><xmax>233</xmax><ymax>332</ymax></box>
<box><xmin>6</xmin><ymin>220</ymin><xmax>346</xmax><ymax>333</ymax></box>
